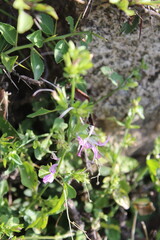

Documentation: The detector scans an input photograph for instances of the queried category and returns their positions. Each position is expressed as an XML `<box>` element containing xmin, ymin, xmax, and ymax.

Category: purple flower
<box><xmin>43</xmin><ymin>163</ymin><xmax>58</xmax><ymax>184</ymax></box>
<box><xmin>77</xmin><ymin>134</ymin><xmax>109</xmax><ymax>161</ymax></box>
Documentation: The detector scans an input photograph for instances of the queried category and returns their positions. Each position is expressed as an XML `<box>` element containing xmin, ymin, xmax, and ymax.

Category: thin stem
<box><xmin>55</xmin><ymin>149</ymin><xmax>68</xmax><ymax>178</ymax></box>
<box><xmin>64</xmin><ymin>188</ymin><xmax>74</xmax><ymax>240</ymax></box>
<box><xmin>44</xmin><ymin>31</ymin><xmax>90</xmax><ymax>43</ymax></box>
<box><xmin>131</xmin><ymin>210</ymin><xmax>138</xmax><ymax>240</ymax></box>
<box><xmin>71</xmin><ymin>79</ymin><xmax>76</xmax><ymax>105</ymax></box>
<box><xmin>5</xmin><ymin>43</ymin><xmax>34</xmax><ymax>55</ymax></box>
<box><xmin>141</xmin><ymin>221</ymin><xmax>149</xmax><ymax>240</ymax></box>
<box><xmin>4</xmin><ymin>31</ymin><xmax>90</xmax><ymax>55</ymax></box>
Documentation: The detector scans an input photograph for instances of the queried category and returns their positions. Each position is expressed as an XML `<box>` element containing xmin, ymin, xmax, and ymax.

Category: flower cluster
<box><xmin>77</xmin><ymin>126</ymin><xmax>109</xmax><ymax>161</ymax></box>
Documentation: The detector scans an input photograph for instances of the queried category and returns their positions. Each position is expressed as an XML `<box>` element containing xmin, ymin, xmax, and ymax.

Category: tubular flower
<box><xmin>43</xmin><ymin>163</ymin><xmax>58</xmax><ymax>184</ymax></box>
<box><xmin>77</xmin><ymin>134</ymin><xmax>109</xmax><ymax>161</ymax></box>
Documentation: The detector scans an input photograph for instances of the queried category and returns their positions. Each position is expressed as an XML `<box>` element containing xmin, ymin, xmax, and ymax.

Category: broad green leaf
<box><xmin>109</xmin><ymin>72</ymin><xmax>124</xmax><ymax>86</ymax></box>
<box><xmin>54</xmin><ymin>40</ymin><xmax>68</xmax><ymax>63</ymax></box>
<box><xmin>27</xmin><ymin>107</ymin><xmax>55</xmax><ymax>118</ymax></box>
<box><xmin>30</xmin><ymin>48</ymin><xmax>44</xmax><ymax>80</ymax></box>
<box><xmin>8</xmin><ymin>151</ymin><xmax>22</xmax><ymax>165</ymax></box>
<box><xmin>101</xmin><ymin>66</ymin><xmax>113</xmax><ymax>75</ymax></box>
<box><xmin>64</xmin><ymin>183</ymin><xmax>77</xmax><ymax>199</ymax></box>
<box><xmin>113</xmin><ymin>189</ymin><xmax>130</xmax><ymax>210</ymax></box>
<box><xmin>118</xmin><ymin>156</ymin><xmax>138</xmax><ymax>173</ymax></box>
<box><xmin>38</xmin><ymin>13</ymin><xmax>54</xmax><ymax>35</ymax></box>
<box><xmin>52</xmin><ymin>118</ymin><xmax>68</xmax><ymax>132</ymax></box>
<box><xmin>19</xmin><ymin>161</ymin><xmax>38</xmax><ymax>190</ymax></box>
<box><xmin>6</xmin><ymin>217</ymin><xmax>23</xmax><ymax>232</ymax></box>
<box><xmin>0</xmin><ymin>22</ymin><xmax>17</xmax><ymax>45</ymax></box>
<box><xmin>48</xmin><ymin>191</ymin><xmax>65</xmax><ymax>214</ymax></box>
<box><xmin>147</xmin><ymin>159</ymin><xmax>159</xmax><ymax>176</ymax></box>
<box><xmin>0</xmin><ymin>180</ymin><xmax>8</xmax><ymax>198</ymax></box>
<box><xmin>27</xmin><ymin>212</ymin><xmax>48</xmax><ymax>230</ymax></box>
<box><xmin>34</xmin><ymin>137</ymin><xmax>52</xmax><ymax>160</ymax></box>
<box><xmin>27</xmin><ymin>30</ymin><xmax>43</xmax><ymax>48</ymax></box>
<box><xmin>66</xmin><ymin>16</ymin><xmax>74</xmax><ymax>32</ymax></box>
<box><xmin>0</xmin><ymin>116</ymin><xmax>19</xmax><ymax>137</ymax></box>
<box><xmin>1</xmin><ymin>53</ymin><xmax>18</xmax><ymax>72</ymax></box>
<box><xmin>17</xmin><ymin>10</ymin><xmax>33</xmax><ymax>34</ymax></box>
<box><xmin>33</xmin><ymin>4</ymin><xmax>58</xmax><ymax>20</ymax></box>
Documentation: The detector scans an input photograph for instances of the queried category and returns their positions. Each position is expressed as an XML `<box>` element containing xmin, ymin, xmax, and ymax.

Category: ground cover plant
<box><xmin>0</xmin><ymin>0</ymin><xmax>160</xmax><ymax>239</ymax></box>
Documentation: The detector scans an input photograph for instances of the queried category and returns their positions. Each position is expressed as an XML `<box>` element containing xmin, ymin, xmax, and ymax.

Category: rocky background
<box><xmin>77</xmin><ymin>3</ymin><xmax>160</xmax><ymax>156</ymax></box>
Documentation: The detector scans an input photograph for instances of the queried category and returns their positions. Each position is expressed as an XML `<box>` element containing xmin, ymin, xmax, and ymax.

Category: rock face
<box><xmin>80</xmin><ymin>5</ymin><xmax>160</xmax><ymax>154</ymax></box>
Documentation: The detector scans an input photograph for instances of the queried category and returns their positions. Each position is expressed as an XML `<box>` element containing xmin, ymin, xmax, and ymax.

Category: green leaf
<box><xmin>1</xmin><ymin>53</ymin><xmax>18</xmax><ymax>72</ymax></box>
<box><xmin>48</xmin><ymin>191</ymin><xmax>65</xmax><ymax>214</ymax></box>
<box><xmin>113</xmin><ymin>189</ymin><xmax>130</xmax><ymax>210</ymax></box>
<box><xmin>27</xmin><ymin>30</ymin><xmax>43</xmax><ymax>48</ymax></box>
<box><xmin>38</xmin><ymin>13</ymin><xmax>54</xmax><ymax>35</ymax></box>
<box><xmin>54</xmin><ymin>40</ymin><xmax>68</xmax><ymax>63</ymax></box>
<box><xmin>30</xmin><ymin>48</ymin><xmax>44</xmax><ymax>80</ymax></box>
<box><xmin>101</xmin><ymin>66</ymin><xmax>113</xmax><ymax>76</ymax></box>
<box><xmin>27</xmin><ymin>107</ymin><xmax>55</xmax><ymax>118</ymax></box>
<box><xmin>17</xmin><ymin>10</ymin><xmax>33</xmax><ymax>34</ymax></box>
<box><xmin>0</xmin><ymin>22</ymin><xmax>17</xmax><ymax>45</ymax></box>
<box><xmin>8</xmin><ymin>151</ymin><xmax>22</xmax><ymax>165</ymax></box>
<box><xmin>27</xmin><ymin>212</ymin><xmax>48</xmax><ymax>230</ymax></box>
<box><xmin>147</xmin><ymin>159</ymin><xmax>159</xmax><ymax>176</ymax></box>
<box><xmin>118</xmin><ymin>156</ymin><xmax>139</xmax><ymax>173</ymax></box>
<box><xmin>33</xmin><ymin>4</ymin><xmax>58</xmax><ymax>20</ymax></box>
<box><xmin>66</xmin><ymin>16</ymin><xmax>74</xmax><ymax>32</ymax></box>
<box><xmin>19</xmin><ymin>161</ymin><xmax>38</xmax><ymax>190</ymax></box>
<box><xmin>0</xmin><ymin>180</ymin><xmax>8</xmax><ymax>198</ymax></box>
<box><xmin>109</xmin><ymin>72</ymin><xmax>124</xmax><ymax>86</ymax></box>
<box><xmin>120</xmin><ymin>15</ymin><xmax>139</xmax><ymax>34</ymax></box>
<box><xmin>64</xmin><ymin>183</ymin><xmax>77</xmax><ymax>199</ymax></box>
<box><xmin>52</xmin><ymin>118</ymin><xmax>68</xmax><ymax>132</ymax></box>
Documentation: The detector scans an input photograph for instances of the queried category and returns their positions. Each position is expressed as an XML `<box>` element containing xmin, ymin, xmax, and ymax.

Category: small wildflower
<box><xmin>43</xmin><ymin>163</ymin><xmax>58</xmax><ymax>184</ymax></box>
<box><xmin>77</xmin><ymin>126</ymin><xmax>109</xmax><ymax>161</ymax></box>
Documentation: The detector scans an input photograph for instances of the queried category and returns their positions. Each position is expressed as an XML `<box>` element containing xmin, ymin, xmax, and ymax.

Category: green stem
<box><xmin>4</xmin><ymin>31</ymin><xmax>90</xmax><ymax>55</ymax></box>
<box><xmin>44</xmin><ymin>31</ymin><xmax>90</xmax><ymax>43</ymax></box>
<box><xmin>5</xmin><ymin>43</ymin><xmax>34</xmax><ymax>55</ymax></box>
<box><xmin>55</xmin><ymin>149</ymin><xmax>68</xmax><ymax>178</ymax></box>
<box><xmin>71</xmin><ymin>78</ymin><xmax>76</xmax><ymax>105</ymax></box>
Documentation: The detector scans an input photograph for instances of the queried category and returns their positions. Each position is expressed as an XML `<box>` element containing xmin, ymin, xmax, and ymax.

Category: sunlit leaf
<box><xmin>113</xmin><ymin>189</ymin><xmax>130</xmax><ymax>210</ymax></box>
<box><xmin>64</xmin><ymin>183</ymin><xmax>77</xmax><ymax>199</ymax></box>
<box><xmin>8</xmin><ymin>151</ymin><xmax>22</xmax><ymax>165</ymax></box>
<box><xmin>19</xmin><ymin>161</ymin><xmax>38</xmax><ymax>190</ymax></box>
<box><xmin>27</xmin><ymin>108</ymin><xmax>55</xmax><ymax>118</ymax></box>
<box><xmin>33</xmin><ymin>4</ymin><xmax>58</xmax><ymax>20</ymax></box>
<box><xmin>27</xmin><ymin>30</ymin><xmax>43</xmax><ymax>48</ymax></box>
<box><xmin>0</xmin><ymin>22</ymin><xmax>17</xmax><ymax>45</ymax></box>
<box><xmin>1</xmin><ymin>53</ymin><xmax>18</xmax><ymax>72</ymax></box>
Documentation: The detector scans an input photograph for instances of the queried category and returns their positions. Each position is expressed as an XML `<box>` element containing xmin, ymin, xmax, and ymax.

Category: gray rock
<box><xmin>80</xmin><ymin>5</ymin><xmax>160</xmax><ymax>154</ymax></box>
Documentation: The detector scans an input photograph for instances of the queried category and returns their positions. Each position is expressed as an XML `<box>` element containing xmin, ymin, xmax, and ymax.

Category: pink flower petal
<box><xmin>50</xmin><ymin>164</ymin><xmax>58</xmax><ymax>174</ymax></box>
<box><xmin>43</xmin><ymin>173</ymin><xmax>54</xmax><ymax>184</ymax></box>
